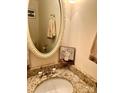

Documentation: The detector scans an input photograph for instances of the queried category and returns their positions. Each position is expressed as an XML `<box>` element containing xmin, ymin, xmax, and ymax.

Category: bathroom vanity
<box><xmin>28</xmin><ymin>64</ymin><xmax>97</xmax><ymax>93</ymax></box>
<box><xmin>27</xmin><ymin>0</ymin><xmax>97</xmax><ymax>93</ymax></box>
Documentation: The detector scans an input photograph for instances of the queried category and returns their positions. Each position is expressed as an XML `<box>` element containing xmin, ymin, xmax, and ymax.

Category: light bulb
<box><xmin>69</xmin><ymin>0</ymin><xmax>76</xmax><ymax>4</ymax></box>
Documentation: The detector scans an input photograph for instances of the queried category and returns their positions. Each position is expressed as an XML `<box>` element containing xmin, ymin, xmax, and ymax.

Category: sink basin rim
<box><xmin>34</xmin><ymin>77</ymin><xmax>74</xmax><ymax>93</ymax></box>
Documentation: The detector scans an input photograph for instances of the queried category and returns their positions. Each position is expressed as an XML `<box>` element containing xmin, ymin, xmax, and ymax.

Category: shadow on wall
<box><xmin>89</xmin><ymin>34</ymin><xmax>97</xmax><ymax>63</ymax></box>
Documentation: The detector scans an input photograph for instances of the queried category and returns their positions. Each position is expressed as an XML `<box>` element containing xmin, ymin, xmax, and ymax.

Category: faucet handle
<box><xmin>52</xmin><ymin>68</ymin><xmax>56</xmax><ymax>74</ymax></box>
<box><xmin>52</xmin><ymin>67</ymin><xmax>56</xmax><ymax>71</ymax></box>
<box><xmin>38</xmin><ymin>71</ymin><xmax>43</xmax><ymax>77</ymax></box>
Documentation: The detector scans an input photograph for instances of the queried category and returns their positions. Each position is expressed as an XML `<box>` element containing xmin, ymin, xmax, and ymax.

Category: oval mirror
<box><xmin>27</xmin><ymin>0</ymin><xmax>64</xmax><ymax>58</ymax></box>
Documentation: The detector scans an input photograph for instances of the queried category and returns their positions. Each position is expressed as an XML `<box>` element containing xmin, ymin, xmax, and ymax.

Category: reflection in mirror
<box><xmin>28</xmin><ymin>0</ymin><xmax>62</xmax><ymax>54</ymax></box>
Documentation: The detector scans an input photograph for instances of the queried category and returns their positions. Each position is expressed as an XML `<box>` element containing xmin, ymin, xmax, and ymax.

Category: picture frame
<box><xmin>28</xmin><ymin>9</ymin><xmax>36</xmax><ymax>18</ymax></box>
<box><xmin>59</xmin><ymin>46</ymin><xmax>76</xmax><ymax>65</ymax></box>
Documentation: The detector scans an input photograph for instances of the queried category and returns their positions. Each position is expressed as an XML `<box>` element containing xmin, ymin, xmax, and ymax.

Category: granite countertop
<box><xmin>28</xmin><ymin>67</ymin><xmax>96</xmax><ymax>93</ymax></box>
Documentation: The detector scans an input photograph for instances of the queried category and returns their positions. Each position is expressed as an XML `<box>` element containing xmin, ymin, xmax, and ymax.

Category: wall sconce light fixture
<box><xmin>68</xmin><ymin>0</ymin><xmax>76</xmax><ymax>4</ymax></box>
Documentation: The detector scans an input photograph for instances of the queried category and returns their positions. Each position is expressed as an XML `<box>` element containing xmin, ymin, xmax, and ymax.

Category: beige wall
<box><xmin>62</xmin><ymin>0</ymin><xmax>97</xmax><ymax>79</ymax></box>
<box><xmin>29</xmin><ymin>50</ymin><xmax>59</xmax><ymax>69</ymax></box>
<box><xmin>28</xmin><ymin>0</ymin><xmax>97</xmax><ymax>79</ymax></box>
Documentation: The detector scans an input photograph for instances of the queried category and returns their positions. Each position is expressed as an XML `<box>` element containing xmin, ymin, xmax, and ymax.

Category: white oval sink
<box><xmin>34</xmin><ymin>78</ymin><xmax>73</xmax><ymax>93</ymax></box>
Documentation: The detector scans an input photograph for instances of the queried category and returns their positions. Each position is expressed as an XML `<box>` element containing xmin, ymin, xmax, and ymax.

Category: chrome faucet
<box><xmin>38</xmin><ymin>67</ymin><xmax>56</xmax><ymax>78</ymax></box>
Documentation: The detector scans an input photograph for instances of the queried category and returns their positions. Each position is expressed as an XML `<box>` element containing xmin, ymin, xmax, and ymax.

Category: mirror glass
<box><xmin>28</xmin><ymin>0</ymin><xmax>63</xmax><ymax>54</ymax></box>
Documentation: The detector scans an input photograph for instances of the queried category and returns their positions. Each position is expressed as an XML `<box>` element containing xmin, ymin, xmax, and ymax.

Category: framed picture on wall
<box><xmin>28</xmin><ymin>9</ymin><xmax>36</xmax><ymax>18</ymax></box>
<box><xmin>59</xmin><ymin>46</ymin><xmax>76</xmax><ymax>65</ymax></box>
